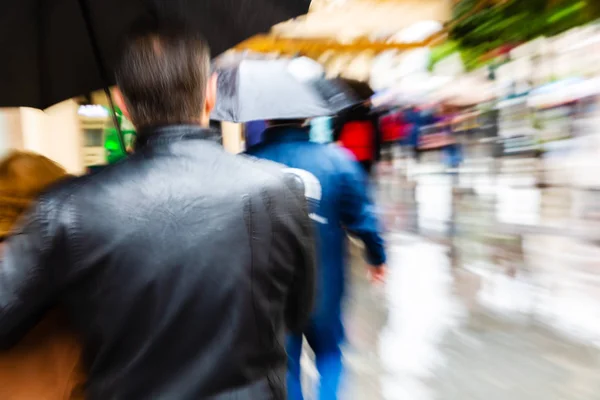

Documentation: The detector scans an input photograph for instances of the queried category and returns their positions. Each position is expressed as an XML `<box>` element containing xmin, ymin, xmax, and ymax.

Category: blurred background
<box><xmin>3</xmin><ymin>0</ymin><xmax>600</xmax><ymax>398</ymax></box>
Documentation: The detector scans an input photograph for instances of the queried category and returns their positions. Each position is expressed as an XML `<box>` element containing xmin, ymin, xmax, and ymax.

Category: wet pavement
<box><xmin>302</xmin><ymin>160</ymin><xmax>600</xmax><ymax>399</ymax></box>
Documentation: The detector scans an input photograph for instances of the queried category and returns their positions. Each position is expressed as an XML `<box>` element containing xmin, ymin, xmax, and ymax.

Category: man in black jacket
<box><xmin>0</xmin><ymin>26</ymin><xmax>315</xmax><ymax>399</ymax></box>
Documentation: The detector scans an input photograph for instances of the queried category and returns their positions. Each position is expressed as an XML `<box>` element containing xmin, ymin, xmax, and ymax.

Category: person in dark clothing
<box><xmin>0</xmin><ymin>25</ymin><xmax>315</xmax><ymax>400</ymax></box>
<box><xmin>248</xmin><ymin>120</ymin><xmax>386</xmax><ymax>400</ymax></box>
<box><xmin>244</xmin><ymin>120</ymin><xmax>268</xmax><ymax>149</ymax></box>
<box><xmin>403</xmin><ymin>106</ymin><xmax>438</xmax><ymax>162</ymax></box>
<box><xmin>333</xmin><ymin>102</ymin><xmax>382</xmax><ymax>176</ymax></box>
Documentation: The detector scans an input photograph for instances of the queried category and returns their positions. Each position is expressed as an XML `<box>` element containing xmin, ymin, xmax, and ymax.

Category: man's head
<box><xmin>114</xmin><ymin>25</ymin><xmax>216</xmax><ymax>129</ymax></box>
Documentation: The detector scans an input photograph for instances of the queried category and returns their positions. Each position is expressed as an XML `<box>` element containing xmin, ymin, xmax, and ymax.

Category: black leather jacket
<box><xmin>0</xmin><ymin>126</ymin><xmax>315</xmax><ymax>399</ymax></box>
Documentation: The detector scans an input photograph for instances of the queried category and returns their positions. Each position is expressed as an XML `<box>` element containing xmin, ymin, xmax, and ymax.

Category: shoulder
<box><xmin>232</xmin><ymin>154</ymin><xmax>306</xmax><ymax>212</ymax></box>
<box><xmin>34</xmin><ymin>173</ymin><xmax>89</xmax><ymax>217</ymax></box>
<box><xmin>34</xmin><ymin>156</ymin><xmax>146</xmax><ymax>219</ymax></box>
<box><xmin>236</xmin><ymin>152</ymin><xmax>285</xmax><ymax>179</ymax></box>
<box><xmin>239</xmin><ymin>153</ymin><xmax>304</xmax><ymax>195</ymax></box>
<box><xmin>41</xmin><ymin>160</ymin><xmax>124</xmax><ymax>199</ymax></box>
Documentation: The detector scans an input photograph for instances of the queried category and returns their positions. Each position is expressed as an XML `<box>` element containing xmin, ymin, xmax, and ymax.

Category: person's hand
<box><xmin>368</xmin><ymin>265</ymin><xmax>386</xmax><ymax>284</ymax></box>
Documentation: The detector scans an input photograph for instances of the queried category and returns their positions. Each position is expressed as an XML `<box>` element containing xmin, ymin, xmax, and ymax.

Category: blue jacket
<box><xmin>247</xmin><ymin>126</ymin><xmax>386</xmax><ymax>328</ymax></box>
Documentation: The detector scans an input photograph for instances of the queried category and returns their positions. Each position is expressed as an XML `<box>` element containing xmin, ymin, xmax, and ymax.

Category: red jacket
<box><xmin>379</xmin><ymin>112</ymin><xmax>407</xmax><ymax>143</ymax></box>
<box><xmin>339</xmin><ymin>121</ymin><xmax>375</xmax><ymax>161</ymax></box>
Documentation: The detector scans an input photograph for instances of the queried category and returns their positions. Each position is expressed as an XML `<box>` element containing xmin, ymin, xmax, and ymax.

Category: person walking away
<box><xmin>247</xmin><ymin>120</ymin><xmax>387</xmax><ymax>400</ymax></box>
<box><xmin>379</xmin><ymin>109</ymin><xmax>406</xmax><ymax>163</ymax></box>
<box><xmin>245</xmin><ymin>120</ymin><xmax>268</xmax><ymax>149</ymax></box>
<box><xmin>403</xmin><ymin>106</ymin><xmax>438</xmax><ymax>162</ymax></box>
<box><xmin>334</xmin><ymin>102</ymin><xmax>382</xmax><ymax>176</ymax></box>
<box><xmin>0</xmin><ymin>151</ymin><xmax>85</xmax><ymax>399</ymax></box>
<box><xmin>0</xmin><ymin>25</ymin><xmax>315</xmax><ymax>400</ymax></box>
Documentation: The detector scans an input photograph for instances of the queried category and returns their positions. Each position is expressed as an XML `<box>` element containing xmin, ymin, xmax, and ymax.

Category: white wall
<box><xmin>0</xmin><ymin>108</ymin><xmax>24</xmax><ymax>159</ymax></box>
<box><xmin>0</xmin><ymin>100</ymin><xmax>85</xmax><ymax>174</ymax></box>
<box><xmin>44</xmin><ymin>100</ymin><xmax>85</xmax><ymax>174</ymax></box>
<box><xmin>20</xmin><ymin>108</ymin><xmax>49</xmax><ymax>156</ymax></box>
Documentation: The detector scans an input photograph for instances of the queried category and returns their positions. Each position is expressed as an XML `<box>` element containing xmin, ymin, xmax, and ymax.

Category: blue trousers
<box><xmin>286</xmin><ymin>318</ymin><xmax>344</xmax><ymax>400</ymax></box>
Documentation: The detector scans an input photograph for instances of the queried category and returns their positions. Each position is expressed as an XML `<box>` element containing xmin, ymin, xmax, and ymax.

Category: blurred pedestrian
<box><xmin>247</xmin><ymin>119</ymin><xmax>387</xmax><ymax>400</ymax></box>
<box><xmin>334</xmin><ymin>101</ymin><xmax>382</xmax><ymax>176</ymax></box>
<box><xmin>0</xmin><ymin>151</ymin><xmax>85</xmax><ymax>399</ymax></box>
<box><xmin>245</xmin><ymin>120</ymin><xmax>268</xmax><ymax>149</ymax></box>
<box><xmin>0</xmin><ymin>25</ymin><xmax>315</xmax><ymax>399</ymax></box>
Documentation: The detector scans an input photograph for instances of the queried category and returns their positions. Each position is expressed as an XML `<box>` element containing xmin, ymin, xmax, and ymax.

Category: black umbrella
<box><xmin>0</xmin><ymin>0</ymin><xmax>310</xmax><ymax>110</ymax></box>
<box><xmin>338</xmin><ymin>78</ymin><xmax>375</xmax><ymax>101</ymax></box>
<box><xmin>211</xmin><ymin>57</ymin><xmax>360</xmax><ymax>123</ymax></box>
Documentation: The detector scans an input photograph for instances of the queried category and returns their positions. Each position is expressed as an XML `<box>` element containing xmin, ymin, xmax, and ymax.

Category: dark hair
<box><xmin>115</xmin><ymin>24</ymin><xmax>211</xmax><ymax>128</ymax></box>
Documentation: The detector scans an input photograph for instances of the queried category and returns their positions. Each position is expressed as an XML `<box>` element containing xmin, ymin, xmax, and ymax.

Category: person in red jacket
<box><xmin>333</xmin><ymin>102</ymin><xmax>382</xmax><ymax>176</ymax></box>
<box><xmin>379</xmin><ymin>109</ymin><xmax>407</xmax><ymax>162</ymax></box>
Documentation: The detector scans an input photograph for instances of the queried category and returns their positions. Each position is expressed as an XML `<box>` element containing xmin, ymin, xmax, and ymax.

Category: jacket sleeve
<box><xmin>339</xmin><ymin>158</ymin><xmax>387</xmax><ymax>266</ymax></box>
<box><xmin>278</xmin><ymin>173</ymin><xmax>316</xmax><ymax>333</ymax></box>
<box><xmin>0</xmin><ymin>198</ymin><xmax>66</xmax><ymax>350</ymax></box>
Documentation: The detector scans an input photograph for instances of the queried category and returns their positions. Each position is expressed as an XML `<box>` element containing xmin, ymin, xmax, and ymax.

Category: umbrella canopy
<box><xmin>0</xmin><ymin>0</ymin><xmax>310</xmax><ymax>109</ymax></box>
<box><xmin>211</xmin><ymin>57</ymin><xmax>360</xmax><ymax>123</ymax></box>
<box><xmin>338</xmin><ymin>78</ymin><xmax>375</xmax><ymax>101</ymax></box>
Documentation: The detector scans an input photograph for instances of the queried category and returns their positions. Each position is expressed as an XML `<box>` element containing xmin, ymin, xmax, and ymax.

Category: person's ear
<box><xmin>204</xmin><ymin>73</ymin><xmax>218</xmax><ymax>115</ymax></box>
<box><xmin>114</xmin><ymin>89</ymin><xmax>131</xmax><ymax>121</ymax></box>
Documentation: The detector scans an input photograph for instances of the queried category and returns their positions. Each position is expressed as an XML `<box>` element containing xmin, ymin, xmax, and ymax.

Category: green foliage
<box><xmin>447</xmin><ymin>0</ymin><xmax>600</xmax><ymax>70</ymax></box>
<box><xmin>429</xmin><ymin>40</ymin><xmax>460</xmax><ymax>70</ymax></box>
<box><xmin>547</xmin><ymin>1</ymin><xmax>587</xmax><ymax>24</ymax></box>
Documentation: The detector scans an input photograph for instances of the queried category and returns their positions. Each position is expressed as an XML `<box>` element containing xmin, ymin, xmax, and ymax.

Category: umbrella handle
<box><xmin>77</xmin><ymin>0</ymin><xmax>128</xmax><ymax>156</ymax></box>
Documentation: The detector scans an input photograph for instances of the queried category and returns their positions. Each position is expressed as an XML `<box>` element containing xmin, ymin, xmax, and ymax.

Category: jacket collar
<box><xmin>262</xmin><ymin>125</ymin><xmax>310</xmax><ymax>144</ymax></box>
<box><xmin>134</xmin><ymin>125</ymin><xmax>220</xmax><ymax>150</ymax></box>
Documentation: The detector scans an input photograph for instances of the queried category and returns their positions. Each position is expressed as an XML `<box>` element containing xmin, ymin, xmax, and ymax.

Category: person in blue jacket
<box><xmin>244</xmin><ymin>120</ymin><xmax>268</xmax><ymax>149</ymax></box>
<box><xmin>246</xmin><ymin>120</ymin><xmax>387</xmax><ymax>400</ymax></box>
